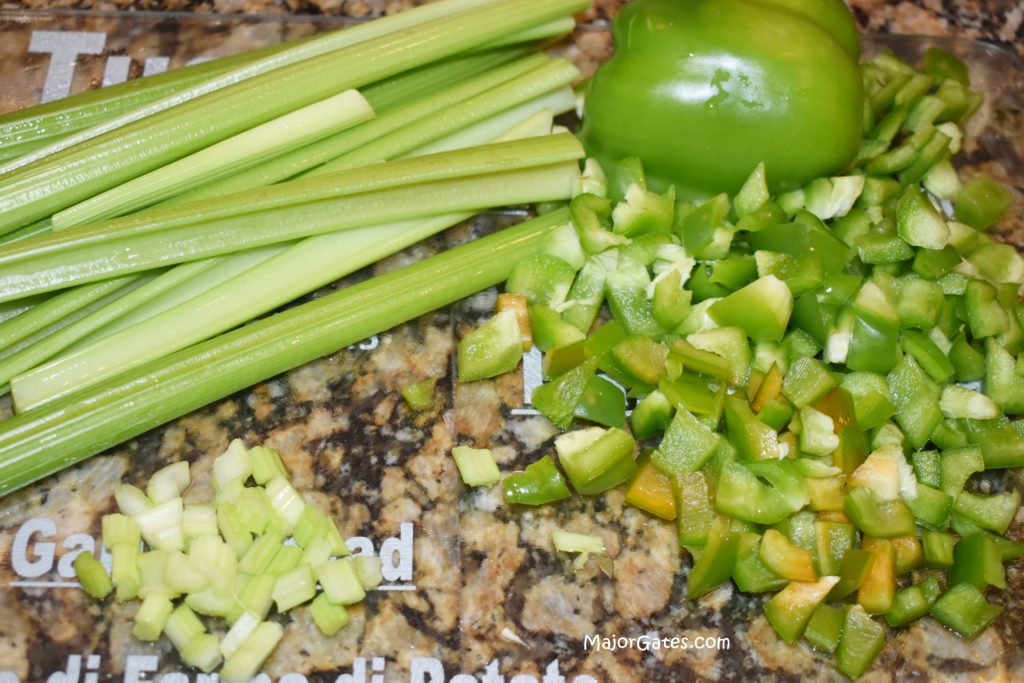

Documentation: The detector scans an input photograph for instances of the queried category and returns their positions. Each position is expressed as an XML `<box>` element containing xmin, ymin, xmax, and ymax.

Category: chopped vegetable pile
<box><xmin>454</xmin><ymin>43</ymin><xmax>1023</xmax><ymax>680</ymax></box>
<box><xmin>2</xmin><ymin>0</ymin><xmax>1022</xmax><ymax>679</ymax></box>
<box><xmin>75</xmin><ymin>440</ymin><xmax>373</xmax><ymax>683</ymax></box>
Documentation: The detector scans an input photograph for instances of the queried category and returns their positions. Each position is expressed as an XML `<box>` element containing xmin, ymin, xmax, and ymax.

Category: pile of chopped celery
<box><xmin>0</xmin><ymin>0</ymin><xmax>591</xmax><ymax>496</ymax></box>
<box><xmin>456</xmin><ymin>47</ymin><xmax>1023</xmax><ymax>679</ymax></box>
<box><xmin>74</xmin><ymin>439</ymin><xmax>376</xmax><ymax>682</ymax></box>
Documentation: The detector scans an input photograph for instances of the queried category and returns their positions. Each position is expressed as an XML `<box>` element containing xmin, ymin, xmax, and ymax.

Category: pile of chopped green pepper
<box><xmin>455</xmin><ymin>43</ymin><xmax>1022</xmax><ymax>681</ymax></box>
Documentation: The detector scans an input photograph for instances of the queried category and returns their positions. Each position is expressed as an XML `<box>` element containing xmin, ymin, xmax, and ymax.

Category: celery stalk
<box><xmin>305</xmin><ymin>59</ymin><xmax>579</xmax><ymax>176</ymax></box>
<box><xmin>171</xmin><ymin>52</ymin><xmax>555</xmax><ymax>202</ymax></box>
<box><xmin>0</xmin><ymin>209</ymin><xmax>568</xmax><ymax>496</ymax></box>
<box><xmin>52</xmin><ymin>90</ymin><xmax>375</xmax><ymax>230</ymax></box>
<box><xmin>69</xmin><ymin>250</ymin><xmax>284</xmax><ymax>348</ymax></box>
<box><xmin>0</xmin><ymin>136</ymin><xmax>583</xmax><ymax>301</ymax></box>
<box><xmin>0</xmin><ymin>0</ymin><xmax>587</xmax><ymax>235</ymax></box>
<box><xmin>0</xmin><ymin>0</ymin><xmax>527</xmax><ymax>174</ymax></box>
<box><xmin>0</xmin><ymin>277</ymin><xmax>141</xmax><ymax>353</ymax></box>
<box><xmin>0</xmin><ymin>247</ymin><xmax>285</xmax><ymax>390</ymax></box>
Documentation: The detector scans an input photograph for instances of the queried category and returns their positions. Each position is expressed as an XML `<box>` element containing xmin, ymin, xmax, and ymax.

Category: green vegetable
<box><xmin>581</xmin><ymin>0</ymin><xmax>863</xmax><ymax>197</ymax></box>
<box><xmin>451</xmin><ymin>446</ymin><xmax>502</xmax><ymax>487</ymax></box>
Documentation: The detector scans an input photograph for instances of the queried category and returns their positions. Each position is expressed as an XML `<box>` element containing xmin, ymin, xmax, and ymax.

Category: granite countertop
<box><xmin>0</xmin><ymin>2</ymin><xmax>1022</xmax><ymax>682</ymax></box>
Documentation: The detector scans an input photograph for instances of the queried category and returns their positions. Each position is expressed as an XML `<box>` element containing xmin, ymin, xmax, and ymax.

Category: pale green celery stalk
<box><xmin>0</xmin><ymin>0</ymin><xmax>510</xmax><ymax>175</ymax></box>
<box><xmin>0</xmin><ymin>134</ymin><xmax>584</xmax><ymax>301</ymax></box>
<box><xmin>359</xmin><ymin>46</ymin><xmax>528</xmax><ymax>113</ymax></box>
<box><xmin>67</xmin><ymin>252</ymin><xmax>283</xmax><ymax>350</ymax></box>
<box><xmin>0</xmin><ymin>277</ymin><xmax>143</xmax><ymax>353</ymax></box>
<box><xmin>165</xmin><ymin>52</ymin><xmax>550</xmax><ymax>205</ymax></box>
<box><xmin>0</xmin><ymin>295</ymin><xmax>48</xmax><ymax>326</ymax></box>
<box><xmin>0</xmin><ymin>219</ymin><xmax>51</xmax><ymax>246</ymax></box>
<box><xmin>0</xmin><ymin>245</ymin><xmax>286</xmax><ymax>391</ymax></box>
<box><xmin>13</xmin><ymin>115</ymin><xmax>563</xmax><ymax>410</ymax></box>
<box><xmin>0</xmin><ymin>19</ymin><xmax>554</xmax><ymax>172</ymax></box>
<box><xmin>303</xmin><ymin>59</ymin><xmax>579</xmax><ymax>177</ymax></box>
<box><xmin>0</xmin><ymin>208</ymin><xmax>569</xmax><ymax>497</ymax></box>
<box><xmin>52</xmin><ymin>90</ymin><xmax>375</xmax><ymax>230</ymax></box>
<box><xmin>489</xmin><ymin>16</ymin><xmax>577</xmax><ymax>46</ymax></box>
<box><xmin>13</xmin><ymin>219</ymin><xmax>454</xmax><ymax>410</ymax></box>
<box><xmin>403</xmin><ymin>88</ymin><xmax>576</xmax><ymax>157</ymax></box>
<box><xmin>0</xmin><ymin>37</ymin><xmax>317</xmax><ymax>157</ymax></box>
<box><xmin>0</xmin><ymin>0</ymin><xmax>586</xmax><ymax>235</ymax></box>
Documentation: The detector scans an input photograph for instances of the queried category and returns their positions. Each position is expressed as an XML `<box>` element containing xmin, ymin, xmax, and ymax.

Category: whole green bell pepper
<box><xmin>581</xmin><ymin>0</ymin><xmax>864</xmax><ymax>198</ymax></box>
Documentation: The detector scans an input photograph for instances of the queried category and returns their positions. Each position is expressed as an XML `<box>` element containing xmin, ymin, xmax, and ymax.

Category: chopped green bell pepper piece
<box><xmin>715</xmin><ymin>460</ymin><xmax>809</xmax><ymax>525</ymax></box>
<box><xmin>506</xmin><ymin>254</ymin><xmax>578</xmax><ymax>308</ymax></box>
<box><xmin>837</xmin><ymin>605</ymin><xmax>886</xmax><ymax>679</ymax></box>
<box><xmin>458</xmin><ymin>310</ymin><xmax>524</xmax><ymax>382</ymax></box>
<box><xmin>625</xmin><ymin>455</ymin><xmax>676</xmax><ymax>520</ymax></box>
<box><xmin>804</xmin><ymin>603</ymin><xmax>845</xmax><ymax>653</ymax></box>
<box><xmin>952</xmin><ymin>489</ymin><xmax>1021</xmax><ymax>536</ymax></box>
<box><xmin>844</xmin><ymin>487</ymin><xmax>917</xmax><ymax>538</ymax></box>
<box><xmin>764</xmin><ymin>576</ymin><xmax>839</xmax><ymax>644</ymax></box>
<box><xmin>708</xmin><ymin>275</ymin><xmax>793</xmax><ymax>342</ymax></box>
<box><xmin>630</xmin><ymin>390</ymin><xmax>673</xmax><ymax>439</ymax></box>
<box><xmin>673</xmin><ymin>470</ymin><xmax>715</xmax><ymax>548</ymax></box>
<box><xmin>827</xmin><ymin>548</ymin><xmax>875</xmax><ymax>602</ymax></box>
<box><xmin>555</xmin><ymin>427</ymin><xmax>637</xmax><ymax>496</ymax></box>
<box><xmin>782</xmin><ymin>357</ymin><xmax>836</xmax><ymax>409</ymax></box>
<box><xmin>608</xmin><ymin>335</ymin><xmax>668</xmax><ymax>388</ymax></box>
<box><xmin>687</xmin><ymin>518</ymin><xmax>740</xmax><ymax>599</ymax></box>
<box><xmin>651</xmin><ymin>407</ymin><xmax>720</xmax><ymax>476</ymax></box>
<box><xmin>531</xmin><ymin>358</ymin><xmax>597</xmax><ymax>430</ymax></box>
<box><xmin>885</xmin><ymin>582</ymin><xmax>931</xmax><ymax>627</ymax></box>
<box><xmin>724</xmin><ymin>395</ymin><xmax>780</xmax><ymax>461</ymax></box>
<box><xmin>897</xmin><ymin>186</ymin><xmax>950</xmax><ymax>249</ymax></box>
<box><xmin>963</xmin><ymin>418</ymin><xmax>1024</xmax><ymax>469</ymax></box>
<box><xmin>733</xmin><ymin>532</ymin><xmax>788</xmax><ymax>594</ymax></box>
<box><xmin>907</xmin><ymin>482</ymin><xmax>953</xmax><ymax>529</ymax></box>
<box><xmin>939</xmin><ymin>445</ymin><xmax>984</xmax><ymax>497</ymax></box>
<box><xmin>814</xmin><ymin>520</ymin><xmax>857</xmax><ymax>576</ymax></box>
<box><xmin>503</xmin><ymin>456</ymin><xmax>572</xmax><ymax>507</ymax></box>
<box><xmin>950</xmin><ymin>532</ymin><xmax>1006</xmax><ymax>591</ymax></box>
<box><xmin>954</xmin><ymin>173</ymin><xmax>1013</xmax><ymax>232</ymax></box>
<box><xmin>948</xmin><ymin>332</ymin><xmax>986</xmax><ymax>382</ymax></box>
<box><xmin>574</xmin><ymin>375</ymin><xmax>626</xmax><ymax>429</ymax></box>
<box><xmin>858</xmin><ymin>538</ymin><xmax>896</xmax><ymax>614</ymax></box>
<box><xmin>401</xmin><ymin>378</ymin><xmax>437</xmax><ymax>411</ymax></box>
<box><xmin>759</xmin><ymin>528</ymin><xmax>817</xmax><ymax>583</ymax></box>
<box><xmin>930</xmin><ymin>583</ymin><xmax>1003</xmax><ymax>639</ymax></box>
<box><xmin>529</xmin><ymin>303</ymin><xmax>586</xmax><ymax>353</ymax></box>
<box><xmin>965</xmin><ymin>278</ymin><xmax>1009</xmax><ymax>339</ymax></box>
<box><xmin>922</xmin><ymin>529</ymin><xmax>956</xmax><ymax>568</ymax></box>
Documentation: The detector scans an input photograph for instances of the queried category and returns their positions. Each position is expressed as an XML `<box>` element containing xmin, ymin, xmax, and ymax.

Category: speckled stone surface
<box><xmin>0</xmin><ymin>2</ymin><xmax>1023</xmax><ymax>682</ymax></box>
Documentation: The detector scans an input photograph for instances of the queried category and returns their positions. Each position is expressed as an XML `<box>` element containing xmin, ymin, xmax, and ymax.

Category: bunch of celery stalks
<box><xmin>0</xmin><ymin>0</ymin><xmax>592</xmax><ymax>494</ymax></box>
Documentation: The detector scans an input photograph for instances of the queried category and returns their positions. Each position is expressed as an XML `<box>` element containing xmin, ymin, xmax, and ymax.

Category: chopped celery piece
<box><xmin>166</xmin><ymin>550</ymin><xmax>211</xmax><ymax>595</ymax></box>
<box><xmin>147</xmin><ymin>461</ymin><xmax>191</xmax><ymax>504</ymax></box>
<box><xmin>219</xmin><ymin>621</ymin><xmax>284</xmax><ymax>683</ymax></box>
<box><xmin>183</xmin><ymin>504</ymin><xmax>219</xmax><ymax>539</ymax></box>
<box><xmin>315</xmin><ymin>559</ymin><xmax>367</xmax><ymax>606</ymax></box>
<box><xmin>249</xmin><ymin>446</ymin><xmax>288</xmax><ymax>485</ymax></box>
<box><xmin>132</xmin><ymin>592</ymin><xmax>175</xmax><ymax>642</ymax></box>
<box><xmin>353</xmin><ymin>556</ymin><xmax>385</xmax><ymax>589</ymax></box>
<box><xmin>102</xmin><ymin>513</ymin><xmax>141</xmax><ymax>548</ymax></box>
<box><xmin>73</xmin><ymin>551</ymin><xmax>111</xmax><ymax>599</ymax></box>
<box><xmin>180</xmin><ymin>633</ymin><xmax>223</xmax><ymax>673</ymax></box>
<box><xmin>264</xmin><ymin>474</ymin><xmax>306</xmax><ymax>528</ymax></box>
<box><xmin>310</xmin><ymin>592</ymin><xmax>351</xmax><ymax>636</ymax></box>
<box><xmin>551</xmin><ymin>530</ymin><xmax>606</xmax><ymax>554</ymax></box>
<box><xmin>110</xmin><ymin>543</ymin><xmax>141</xmax><ymax>601</ymax></box>
<box><xmin>401</xmin><ymin>378</ymin><xmax>438</xmax><ymax>411</ymax></box>
<box><xmin>134</xmin><ymin>497</ymin><xmax>185</xmax><ymax>552</ymax></box>
<box><xmin>213</xmin><ymin>439</ymin><xmax>252</xmax><ymax>491</ymax></box>
<box><xmin>271</xmin><ymin>565</ymin><xmax>317</xmax><ymax>612</ymax></box>
<box><xmin>189</xmin><ymin>534</ymin><xmax>239</xmax><ymax>592</ymax></box>
<box><xmin>164</xmin><ymin>604</ymin><xmax>206</xmax><ymax>651</ymax></box>
<box><xmin>114</xmin><ymin>484</ymin><xmax>153</xmax><ymax>516</ymax></box>
<box><xmin>451</xmin><ymin>445</ymin><xmax>501</xmax><ymax>487</ymax></box>
<box><xmin>221</xmin><ymin>611</ymin><xmax>261</xmax><ymax>660</ymax></box>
